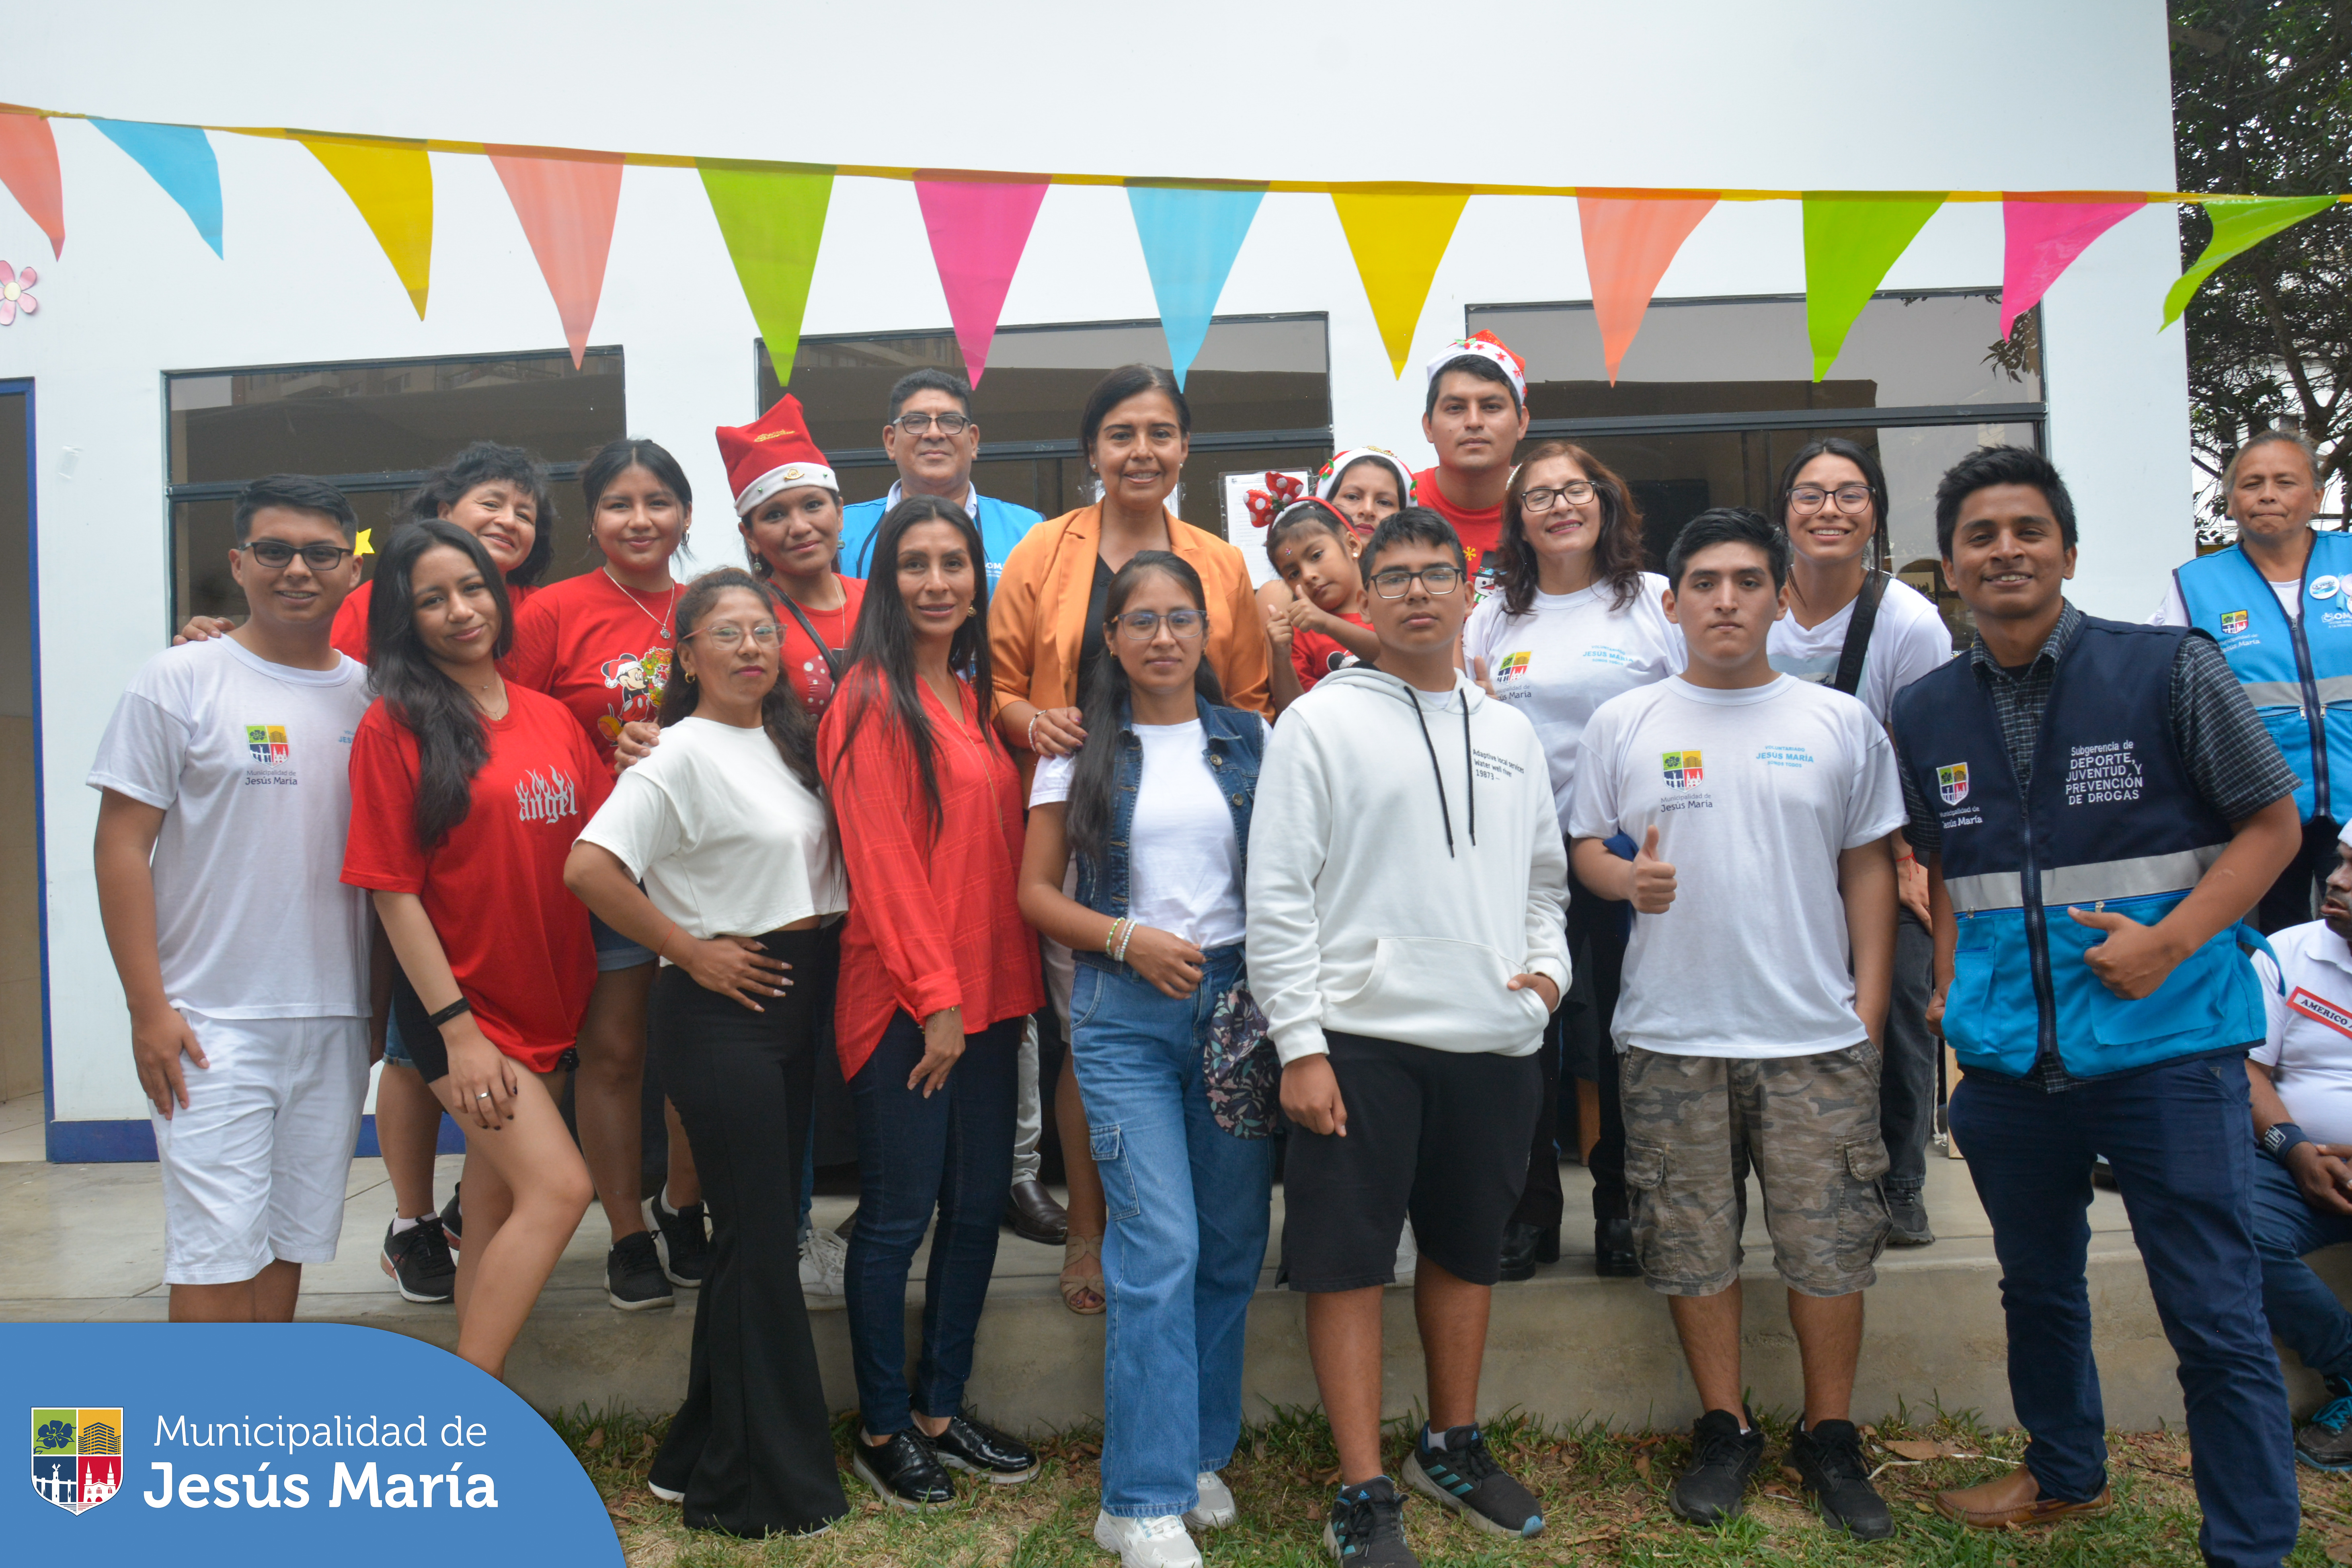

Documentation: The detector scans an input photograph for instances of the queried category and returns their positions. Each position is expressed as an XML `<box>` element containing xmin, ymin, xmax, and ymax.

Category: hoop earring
<box><xmin>685</xmin><ymin>669</ymin><xmax>697</xmax><ymax>683</ymax></box>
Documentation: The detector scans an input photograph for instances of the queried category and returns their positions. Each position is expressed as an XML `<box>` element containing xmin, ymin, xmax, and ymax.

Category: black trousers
<box><xmin>648</xmin><ymin>925</ymin><xmax>849</xmax><ymax>1538</ymax></box>
<box><xmin>1513</xmin><ymin>860</ymin><xmax>1630</xmax><ymax>1229</ymax></box>
<box><xmin>2256</xmin><ymin>815</ymin><xmax>2338</xmax><ymax>935</ymax></box>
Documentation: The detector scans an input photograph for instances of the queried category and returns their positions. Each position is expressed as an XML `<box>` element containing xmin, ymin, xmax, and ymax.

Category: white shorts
<box><xmin>152</xmin><ymin>1010</ymin><xmax>370</xmax><ymax>1286</ymax></box>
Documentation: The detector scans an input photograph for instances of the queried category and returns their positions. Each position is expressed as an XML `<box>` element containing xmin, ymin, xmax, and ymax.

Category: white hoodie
<box><xmin>1245</xmin><ymin>666</ymin><xmax>1571</xmax><ymax>1065</ymax></box>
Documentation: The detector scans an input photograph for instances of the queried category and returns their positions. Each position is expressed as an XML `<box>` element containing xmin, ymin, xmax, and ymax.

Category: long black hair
<box><xmin>831</xmin><ymin>493</ymin><xmax>999</xmax><ymax>833</ymax></box>
<box><xmin>365</xmin><ymin>519</ymin><xmax>515</xmax><ymax>850</ymax></box>
<box><xmin>1080</xmin><ymin>363</ymin><xmax>1192</xmax><ymax>454</ymax></box>
<box><xmin>1065</xmin><ymin>552</ymin><xmax>1224</xmax><ymax>862</ymax></box>
<box><xmin>1497</xmin><ymin>440</ymin><xmax>1646</xmax><ymax>615</ymax></box>
<box><xmin>400</xmin><ymin>441</ymin><xmax>558</xmax><ymax>587</ymax></box>
<box><xmin>657</xmin><ymin>568</ymin><xmax>820</xmax><ymax>792</ymax></box>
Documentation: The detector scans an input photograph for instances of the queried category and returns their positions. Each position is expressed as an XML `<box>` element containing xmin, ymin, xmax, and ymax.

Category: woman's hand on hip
<box><xmin>682</xmin><ymin>935</ymin><xmax>790</xmax><ymax>1012</ymax></box>
<box><xmin>1124</xmin><ymin>926</ymin><xmax>1206</xmax><ymax>999</ymax></box>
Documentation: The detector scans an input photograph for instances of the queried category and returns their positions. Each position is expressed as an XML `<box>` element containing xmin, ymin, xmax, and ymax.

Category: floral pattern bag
<box><xmin>1204</xmin><ymin>973</ymin><xmax>1279</xmax><ymax>1138</ymax></box>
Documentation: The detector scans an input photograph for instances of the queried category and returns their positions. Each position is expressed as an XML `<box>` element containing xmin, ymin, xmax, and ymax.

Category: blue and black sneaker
<box><xmin>2297</xmin><ymin>1379</ymin><xmax>2352</xmax><ymax>1471</ymax></box>
<box><xmin>1325</xmin><ymin>1476</ymin><xmax>1418</xmax><ymax>1566</ymax></box>
<box><xmin>1402</xmin><ymin>1423</ymin><xmax>1544</xmax><ymax>1537</ymax></box>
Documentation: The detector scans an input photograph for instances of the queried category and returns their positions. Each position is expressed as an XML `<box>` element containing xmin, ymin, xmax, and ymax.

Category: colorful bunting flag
<box><xmin>1802</xmin><ymin>192</ymin><xmax>1946</xmax><ymax>380</ymax></box>
<box><xmin>1331</xmin><ymin>189</ymin><xmax>1470</xmax><ymax>377</ymax></box>
<box><xmin>1577</xmin><ymin>191</ymin><xmax>1716</xmax><ymax>384</ymax></box>
<box><xmin>2162</xmin><ymin>193</ymin><xmax>2337</xmax><ymax>328</ymax></box>
<box><xmin>698</xmin><ymin>160</ymin><xmax>834</xmax><ymax>386</ymax></box>
<box><xmin>0</xmin><ymin>111</ymin><xmax>63</xmax><ymax>257</ymax></box>
<box><xmin>486</xmin><ymin>145</ymin><xmax>625</xmax><ymax>368</ymax></box>
<box><xmin>913</xmin><ymin>175</ymin><xmax>1049</xmax><ymax>386</ymax></box>
<box><xmin>1126</xmin><ymin>184</ymin><xmax>1265</xmax><ymax>389</ymax></box>
<box><xmin>89</xmin><ymin>119</ymin><xmax>222</xmax><ymax>256</ymax></box>
<box><xmin>299</xmin><ymin>134</ymin><xmax>433</xmax><ymax>318</ymax></box>
<box><xmin>1999</xmin><ymin>197</ymin><xmax>2146</xmax><ymax>339</ymax></box>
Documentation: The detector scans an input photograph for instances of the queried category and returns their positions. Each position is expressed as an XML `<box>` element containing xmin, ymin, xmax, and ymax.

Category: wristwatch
<box><xmin>2260</xmin><ymin>1121</ymin><xmax>2312</xmax><ymax>1163</ymax></box>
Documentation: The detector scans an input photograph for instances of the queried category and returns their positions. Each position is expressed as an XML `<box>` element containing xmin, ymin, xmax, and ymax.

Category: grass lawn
<box><xmin>556</xmin><ymin>1401</ymin><xmax>2352</xmax><ymax>1566</ymax></box>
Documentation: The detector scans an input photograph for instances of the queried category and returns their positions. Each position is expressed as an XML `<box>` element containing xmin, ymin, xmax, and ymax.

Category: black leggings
<box><xmin>1512</xmin><ymin>860</ymin><xmax>1629</xmax><ymax>1228</ymax></box>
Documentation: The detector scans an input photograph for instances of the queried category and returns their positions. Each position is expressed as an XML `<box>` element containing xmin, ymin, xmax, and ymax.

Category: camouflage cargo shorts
<box><xmin>1619</xmin><ymin>1043</ymin><xmax>1890</xmax><ymax>1299</ymax></box>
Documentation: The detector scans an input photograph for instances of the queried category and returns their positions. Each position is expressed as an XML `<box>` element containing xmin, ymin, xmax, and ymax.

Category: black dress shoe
<box><xmin>1496</xmin><ymin>1221</ymin><xmax>1559</xmax><ymax>1282</ymax></box>
<box><xmin>1004</xmin><ymin>1178</ymin><xmax>1068</xmax><ymax>1245</ymax></box>
<box><xmin>852</xmin><ymin>1429</ymin><xmax>956</xmax><ymax>1510</ymax></box>
<box><xmin>926</xmin><ymin>1411</ymin><xmax>1038</xmax><ymax>1483</ymax></box>
<box><xmin>1593</xmin><ymin>1215</ymin><xmax>1640</xmax><ymax>1278</ymax></box>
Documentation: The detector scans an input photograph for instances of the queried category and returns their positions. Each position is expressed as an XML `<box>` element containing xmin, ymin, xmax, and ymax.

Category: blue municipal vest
<box><xmin>838</xmin><ymin>490</ymin><xmax>1045</xmax><ymax>587</ymax></box>
<box><xmin>1889</xmin><ymin>615</ymin><xmax>2269</xmax><ymax>1079</ymax></box>
<box><xmin>2174</xmin><ymin>532</ymin><xmax>2352</xmax><ymax>824</ymax></box>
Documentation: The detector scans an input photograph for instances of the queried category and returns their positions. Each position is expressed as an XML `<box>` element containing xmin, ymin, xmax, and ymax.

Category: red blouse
<box><xmin>818</xmin><ymin>667</ymin><xmax>1043</xmax><ymax>1080</ymax></box>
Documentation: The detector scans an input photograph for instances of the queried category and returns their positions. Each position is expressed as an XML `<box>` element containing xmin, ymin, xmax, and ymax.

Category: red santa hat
<box><xmin>1424</xmin><ymin>329</ymin><xmax>1527</xmax><ymax>404</ymax></box>
<box><xmin>716</xmin><ymin>393</ymin><xmax>838</xmax><ymax>516</ymax></box>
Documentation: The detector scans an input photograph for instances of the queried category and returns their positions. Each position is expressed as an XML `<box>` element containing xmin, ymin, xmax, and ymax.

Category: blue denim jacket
<box><xmin>1072</xmin><ymin>696</ymin><xmax>1264</xmax><ymax>970</ymax></box>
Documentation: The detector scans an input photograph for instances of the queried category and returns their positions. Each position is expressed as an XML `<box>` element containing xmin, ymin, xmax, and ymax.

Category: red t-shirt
<box><xmin>1413</xmin><ymin>466</ymin><xmax>1505</xmax><ymax>601</ymax></box>
<box><xmin>330</xmin><ymin>578</ymin><xmax>539</xmax><ymax>667</ymax></box>
<box><xmin>505</xmin><ymin>570</ymin><xmax>679</xmax><ymax>764</ymax></box>
<box><xmin>341</xmin><ymin>686</ymin><xmax>611</xmax><ymax>1071</ymax></box>
<box><xmin>777</xmin><ymin>575</ymin><xmax>866</xmax><ymax>717</ymax></box>
<box><xmin>1292</xmin><ymin>610</ymin><xmax>1373</xmax><ymax>692</ymax></box>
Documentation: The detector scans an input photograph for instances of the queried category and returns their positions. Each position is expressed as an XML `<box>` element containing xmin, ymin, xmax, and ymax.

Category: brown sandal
<box><xmin>1059</xmin><ymin>1233</ymin><xmax>1106</xmax><ymax>1315</ymax></box>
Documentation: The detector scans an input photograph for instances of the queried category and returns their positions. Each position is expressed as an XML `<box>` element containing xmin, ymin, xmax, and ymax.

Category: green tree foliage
<box><xmin>2172</xmin><ymin>3</ymin><xmax>2350</xmax><ymax>538</ymax></box>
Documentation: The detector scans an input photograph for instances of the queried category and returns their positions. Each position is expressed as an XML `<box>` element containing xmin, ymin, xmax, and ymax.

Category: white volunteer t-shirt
<box><xmin>1460</xmin><ymin>573</ymin><xmax>1684</xmax><ymax>822</ymax></box>
<box><xmin>2151</xmin><ymin>576</ymin><xmax>2301</xmax><ymax>627</ymax></box>
<box><xmin>1765</xmin><ymin>577</ymin><xmax>1954</xmax><ymax>725</ymax></box>
<box><xmin>2252</xmin><ymin>919</ymin><xmax>2352</xmax><ymax>1147</ymax></box>
<box><xmin>1030</xmin><ymin>716</ymin><xmax>1262</xmax><ymax>950</ymax></box>
<box><xmin>86</xmin><ymin>636</ymin><xmax>373</xmax><ymax>1018</ymax></box>
<box><xmin>576</xmin><ymin>715</ymin><xmax>845</xmax><ymax>950</ymax></box>
<box><xmin>1568</xmin><ymin>674</ymin><xmax>1908</xmax><ymax>1059</ymax></box>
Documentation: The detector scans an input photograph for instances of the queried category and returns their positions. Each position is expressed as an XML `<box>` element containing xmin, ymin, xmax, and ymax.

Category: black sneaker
<box><xmin>1594</xmin><ymin>1215</ymin><xmax>1640</xmax><ymax>1278</ymax></box>
<box><xmin>641</xmin><ymin>1192</ymin><xmax>710</xmax><ymax>1286</ymax></box>
<box><xmin>1325</xmin><ymin>1476</ymin><xmax>1418</xmax><ymax>1566</ymax></box>
<box><xmin>1403</xmin><ymin>1423</ymin><xmax>1543</xmax><ymax>1537</ymax></box>
<box><xmin>606</xmin><ymin>1231</ymin><xmax>674</xmax><ymax>1311</ymax></box>
<box><xmin>1886</xmin><ymin>1186</ymin><xmax>1935</xmax><ymax>1247</ymax></box>
<box><xmin>852</xmin><ymin>1429</ymin><xmax>956</xmax><ymax>1510</ymax></box>
<box><xmin>1668</xmin><ymin>1408</ymin><xmax>1765</xmax><ymax>1526</ymax></box>
<box><xmin>926</xmin><ymin>1411</ymin><xmax>1037</xmax><ymax>1483</ymax></box>
<box><xmin>1784</xmin><ymin>1418</ymin><xmax>1894</xmax><ymax>1539</ymax></box>
<box><xmin>442</xmin><ymin>1184</ymin><xmax>462</xmax><ymax>1252</ymax></box>
<box><xmin>2297</xmin><ymin>1384</ymin><xmax>2352</xmax><ymax>1471</ymax></box>
<box><xmin>379</xmin><ymin>1215</ymin><xmax>455</xmax><ymax>1303</ymax></box>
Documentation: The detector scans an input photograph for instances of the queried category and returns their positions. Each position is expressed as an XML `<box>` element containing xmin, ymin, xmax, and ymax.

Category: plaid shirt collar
<box><xmin>1968</xmin><ymin>599</ymin><xmax>2082</xmax><ymax>684</ymax></box>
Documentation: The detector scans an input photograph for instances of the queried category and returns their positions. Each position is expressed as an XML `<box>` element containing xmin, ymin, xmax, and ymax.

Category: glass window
<box><xmin>755</xmin><ymin>315</ymin><xmax>1330</xmax><ymax>539</ymax></box>
<box><xmin>164</xmin><ymin>349</ymin><xmax>626</xmax><ymax>630</ymax></box>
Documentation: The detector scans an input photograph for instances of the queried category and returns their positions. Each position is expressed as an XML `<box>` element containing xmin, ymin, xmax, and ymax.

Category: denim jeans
<box><xmin>2252</xmin><ymin>1155</ymin><xmax>2352</xmax><ymax>1387</ymax></box>
<box><xmin>844</xmin><ymin>1010</ymin><xmax>1021</xmax><ymax>1436</ymax></box>
<box><xmin>1070</xmin><ymin>946</ymin><xmax>1274</xmax><ymax>1519</ymax></box>
<box><xmin>1950</xmin><ymin>1054</ymin><xmax>2297</xmax><ymax>1568</ymax></box>
<box><xmin>1880</xmin><ymin>911</ymin><xmax>1937</xmax><ymax>1192</ymax></box>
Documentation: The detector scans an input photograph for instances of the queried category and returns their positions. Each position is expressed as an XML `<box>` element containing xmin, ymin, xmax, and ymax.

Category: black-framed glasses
<box><xmin>687</xmin><ymin>623</ymin><xmax>781</xmax><ymax>649</ymax></box>
<box><xmin>1370</xmin><ymin>565</ymin><xmax>1462</xmax><ymax>598</ymax></box>
<box><xmin>1112</xmin><ymin>609</ymin><xmax>1207</xmax><ymax>642</ymax></box>
<box><xmin>1521</xmin><ymin>481</ymin><xmax>1597</xmax><ymax>511</ymax></box>
<box><xmin>891</xmin><ymin>412</ymin><xmax>972</xmax><ymax>436</ymax></box>
<box><xmin>240</xmin><ymin>540</ymin><xmax>355</xmax><ymax>570</ymax></box>
<box><xmin>1788</xmin><ymin>484</ymin><xmax>1874</xmax><ymax>515</ymax></box>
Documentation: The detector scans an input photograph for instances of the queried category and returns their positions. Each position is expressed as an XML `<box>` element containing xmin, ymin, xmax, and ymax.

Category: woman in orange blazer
<box><xmin>990</xmin><ymin>363</ymin><xmax>1271</xmax><ymax>1316</ymax></box>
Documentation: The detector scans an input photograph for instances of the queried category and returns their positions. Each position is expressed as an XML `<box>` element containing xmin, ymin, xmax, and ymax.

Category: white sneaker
<box><xmin>1093</xmin><ymin>1510</ymin><xmax>1202</xmax><ymax>1568</ymax></box>
<box><xmin>1184</xmin><ymin>1469</ymin><xmax>1236</xmax><ymax>1529</ymax></box>
<box><xmin>799</xmin><ymin>1225</ymin><xmax>848</xmax><ymax>1297</ymax></box>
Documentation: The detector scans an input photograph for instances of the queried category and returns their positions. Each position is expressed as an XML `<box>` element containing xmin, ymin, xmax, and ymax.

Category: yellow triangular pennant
<box><xmin>299</xmin><ymin>135</ymin><xmax>433</xmax><ymax>318</ymax></box>
<box><xmin>1331</xmin><ymin>190</ymin><xmax>1471</xmax><ymax>376</ymax></box>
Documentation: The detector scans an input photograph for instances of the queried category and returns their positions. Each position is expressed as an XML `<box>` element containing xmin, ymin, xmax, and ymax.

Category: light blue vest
<box><xmin>837</xmin><ymin>490</ymin><xmax>1045</xmax><ymax>587</ymax></box>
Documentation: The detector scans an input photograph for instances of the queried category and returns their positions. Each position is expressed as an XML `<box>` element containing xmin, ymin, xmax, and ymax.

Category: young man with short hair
<box><xmin>1570</xmin><ymin>506</ymin><xmax>1905</xmax><ymax>1539</ymax></box>
<box><xmin>1891</xmin><ymin>445</ymin><xmax>2303</xmax><ymax>1566</ymax></box>
<box><xmin>1249</xmin><ymin>506</ymin><xmax>1568</xmax><ymax>1567</ymax></box>
<box><xmin>91</xmin><ymin>474</ymin><xmax>376</xmax><ymax>1323</ymax></box>
<box><xmin>1414</xmin><ymin>331</ymin><xmax>1530</xmax><ymax>599</ymax></box>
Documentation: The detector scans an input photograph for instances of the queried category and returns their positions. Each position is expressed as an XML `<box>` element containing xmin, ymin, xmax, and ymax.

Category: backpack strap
<box><xmin>1833</xmin><ymin>571</ymin><xmax>1889</xmax><ymax>697</ymax></box>
<box><xmin>774</xmin><ymin>586</ymin><xmax>846</xmax><ymax>682</ymax></box>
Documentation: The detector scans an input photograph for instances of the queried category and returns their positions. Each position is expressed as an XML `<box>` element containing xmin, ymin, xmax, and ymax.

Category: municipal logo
<box><xmin>1661</xmin><ymin>750</ymin><xmax>1703</xmax><ymax>788</ymax></box>
<box><xmin>1495</xmin><ymin>651</ymin><xmax>1531</xmax><ymax>682</ymax></box>
<box><xmin>1939</xmin><ymin>762</ymin><xmax>1970</xmax><ymax>805</ymax></box>
<box><xmin>31</xmin><ymin>1406</ymin><xmax>123</xmax><ymax>1515</ymax></box>
<box><xmin>2220</xmin><ymin>610</ymin><xmax>2249</xmax><ymax>636</ymax></box>
<box><xmin>245</xmin><ymin>724</ymin><xmax>291</xmax><ymax>767</ymax></box>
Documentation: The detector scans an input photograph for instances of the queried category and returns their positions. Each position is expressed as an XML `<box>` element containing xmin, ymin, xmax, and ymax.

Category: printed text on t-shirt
<box><xmin>515</xmin><ymin>768</ymin><xmax>581</xmax><ymax>825</ymax></box>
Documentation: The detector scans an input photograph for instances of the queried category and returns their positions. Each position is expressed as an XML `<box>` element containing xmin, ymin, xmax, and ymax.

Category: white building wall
<box><xmin>3</xmin><ymin>0</ymin><xmax>2183</xmax><ymax>1127</ymax></box>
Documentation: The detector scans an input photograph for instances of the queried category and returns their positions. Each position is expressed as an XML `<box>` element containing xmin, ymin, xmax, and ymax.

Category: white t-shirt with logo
<box><xmin>2252</xmin><ymin>919</ymin><xmax>2352</xmax><ymax>1147</ymax></box>
<box><xmin>576</xmin><ymin>715</ymin><xmax>846</xmax><ymax>951</ymax></box>
<box><xmin>1569</xmin><ymin>674</ymin><xmax>1908</xmax><ymax>1058</ymax></box>
<box><xmin>1766</xmin><ymin>577</ymin><xmax>1954</xmax><ymax>726</ymax></box>
<box><xmin>1460</xmin><ymin>573</ymin><xmax>1685</xmax><ymax>822</ymax></box>
<box><xmin>1030</xmin><ymin>716</ymin><xmax>1262</xmax><ymax>950</ymax></box>
<box><xmin>86</xmin><ymin>636</ymin><xmax>373</xmax><ymax>1018</ymax></box>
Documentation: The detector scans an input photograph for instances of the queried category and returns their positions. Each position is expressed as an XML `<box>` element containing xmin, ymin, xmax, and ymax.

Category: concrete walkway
<box><xmin>4</xmin><ymin>1096</ymin><xmax>2338</xmax><ymax>1433</ymax></box>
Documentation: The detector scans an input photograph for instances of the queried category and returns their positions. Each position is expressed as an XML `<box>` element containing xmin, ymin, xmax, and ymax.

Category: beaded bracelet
<box><xmin>1113</xmin><ymin>919</ymin><xmax>1138</xmax><ymax>965</ymax></box>
<box><xmin>1102</xmin><ymin>917</ymin><xmax>1126</xmax><ymax>958</ymax></box>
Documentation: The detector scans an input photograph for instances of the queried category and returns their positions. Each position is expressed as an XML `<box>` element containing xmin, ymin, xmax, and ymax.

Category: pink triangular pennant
<box><xmin>914</xmin><ymin>174</ymin><xmax>1050</xmax><ymax>385</ymax></box>
<box><xmin>0</xmin><ymin>110</ymin><xmax>64</xmax><ymax>257</ymax></box>
<box><xmin>486</xmin><ymin>145</ymin><xmax>626</xmax><ymax>367</ymax></box>
<box><xmin>2000</xmin><ymin>195</ymin><xmax>2147</xmax><ymax>339</ymax></box>
<box><xmin>1577</xmin><ymin>190</ymin><xmax>1716</xmax><ymax>383</ymax></box>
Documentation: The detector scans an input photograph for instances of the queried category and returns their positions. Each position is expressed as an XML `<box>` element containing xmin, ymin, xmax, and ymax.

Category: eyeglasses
<box><xmin>240</xmin><ymin>540</ymin><xmax>355</xmax><ymax>570</ymax></box>
<box><xmin>1788</xmin><ymin>484</ymin><xmax>1874</xmax><ymax>515</ymax></box>
<box><xmin>1369</xmin><ymin>565</ymin><xmax>1463</xmax><ymax>598</ymax></box>
<box><xmin>1521</xmin><ymin>481</ymin><xmax>1597</xmax><ymax>511</ymax></box>
<box><xmin>891</xmin><ymin>412</ymin><xmax>972</xmax><ymax>436</ymax></box>
<box><xmin>688</xmin><ymin>623</ymin><xmax>782</xmax><ymax>648</ymax></box>
<box><xmin>1112</xmin><ymin>609</ymin><xmax>1207</xmax><ymax>642</ymax></box>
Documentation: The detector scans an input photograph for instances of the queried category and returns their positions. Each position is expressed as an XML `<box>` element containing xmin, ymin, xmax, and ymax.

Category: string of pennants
<box><xmin>0</xmin><ymin>103</ymin><xmax>2344</xmax><ymax>390</ymax></box>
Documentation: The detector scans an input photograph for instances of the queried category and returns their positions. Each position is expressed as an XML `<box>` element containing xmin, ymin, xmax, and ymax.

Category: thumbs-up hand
<box><xmin>2068</xmin><ymin>905</ymin><xmax>2185</xmax><ymax>1000</ymax></box>
<box><xmin>1262</xmin><ymin>602</ymin><xmax>1294</xmax><ymax>653</ymax></box>
<box><xmin>1631</xmin><ymin>824</ymin><xmax>1677</xmax><ymax>914</ymax></box>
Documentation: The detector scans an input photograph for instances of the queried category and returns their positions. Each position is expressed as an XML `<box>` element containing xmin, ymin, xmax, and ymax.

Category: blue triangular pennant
<box><xmin>90</xmin><ymin>119</ymin><xmax>223</xmax><ymax>256</ymax></box>
<box><xmin>1126</xmin><ymin>185</ymin><xmax>1265</xmax><ymax>389</ymax></box>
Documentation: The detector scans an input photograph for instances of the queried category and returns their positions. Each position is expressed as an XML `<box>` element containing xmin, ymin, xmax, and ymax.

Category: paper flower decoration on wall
<box><xmin>0</xmin><ymin>261</ymin><xmax>36</xmax><ymax>324</ymax></box>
